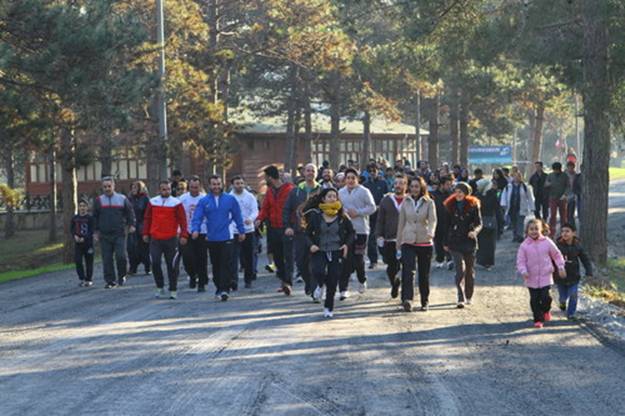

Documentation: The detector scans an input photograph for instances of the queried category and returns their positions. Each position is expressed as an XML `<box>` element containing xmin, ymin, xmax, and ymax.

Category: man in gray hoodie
<box><xmin>338</xmin><ymin>168</ymin><xmax>376</xmax><ymax>299</ymax></box>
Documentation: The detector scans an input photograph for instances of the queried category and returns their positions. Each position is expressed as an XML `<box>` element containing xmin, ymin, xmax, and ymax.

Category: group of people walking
<box><xmin>70</xmin><ymin>157</ymin><xmax>592</xmax><ymax>326</ymax></box>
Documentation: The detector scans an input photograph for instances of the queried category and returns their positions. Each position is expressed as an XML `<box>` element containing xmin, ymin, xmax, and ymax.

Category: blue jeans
<box><xmin>557</xmin><ymin>283</ymin><xmax>579</xmax><ymax>317</ymax></box>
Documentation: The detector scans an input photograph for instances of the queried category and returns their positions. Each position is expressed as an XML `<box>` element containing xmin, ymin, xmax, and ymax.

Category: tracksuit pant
<box><xmin>549</xmin><ymin>198</ymin><xmax>568</xmax><ymax>238</ymax></box>
<box><xmin>451</xmin><ymin>251</ymin><xmax>475</xmax><ymax>303</ymax></box>
<box><xmin>150</xmin><ymin>237</ymin><xmax>180</xmax><ymax>291</ymax></box>
<box><xmin>181</xmin><ymin>234</ymin><xmax>208</xmax><ymax>287</ymax></box>
<box><xmin>367</xmin><ymin>213</ymin><xmax>379</xmax><ymax>264</ymax></box>
<box><xmin>267</xmin><ymin>227</ymin><xmax>291</xmax><ymax>286</ymax></box>
<box><xmin>100</xmin><ymin>233</ymin><xmax>127</xmax><ymax>284</ymax></box>
<box><xmin>311</xmin><ymin>251</ymin><xmax>344</xmax><ymax>311</ymax></box>
<box><xmin>207</xmin><ymin>240</ymin><xmax>235</xmax><ymax>293</ymax></box>
<box><xmin>381</xmin><ymin>241</ymin><xmax>400</xmax><ymax>289</ymax></box>
<box><xmin>339</xmin><ymin>234</ymin><xmax>367</xmax><ymax>292</ymax></box>
<box><xmin>285</xmin><ymin>232</ymin><xmax>315</xmax><ymax>294</ymax></box>
<box><xmin>232</xmin><ymin>232</ymin><xmax>256</xmax><ymax>287</ymax></box>
<box><xmin>529</xmin><ymin>286</ymin><xmax>552</xmax><ymax>323</ymax></box>
<box><xmin>74</xmin><ymin>243</ymin><xmax>94</xmax><ymax>282</ymax></box>
<box><xmin>400</xmin><ymin>245</ymin><xmax>433</xmax><ymax>306</ymax></box>
<box><xmin>127</xmin><ymin>231</ymin><xmax>150</xmax><ymax>274</ymax></box>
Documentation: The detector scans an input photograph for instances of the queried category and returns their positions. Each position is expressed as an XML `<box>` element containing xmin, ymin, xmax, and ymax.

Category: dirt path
<box><xmin>2</xmin><ymin>230</ymin><xmax>625</xmax><ymax>415</ymax></box>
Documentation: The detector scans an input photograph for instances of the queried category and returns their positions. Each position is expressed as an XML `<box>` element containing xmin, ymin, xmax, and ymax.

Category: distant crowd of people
<box><xmin>69</xmin><ymin>157</ymin><xmax>591</xmax><ymax>325</ymax></box>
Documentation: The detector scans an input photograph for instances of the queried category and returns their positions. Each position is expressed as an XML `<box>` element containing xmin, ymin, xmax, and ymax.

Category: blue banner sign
<box><xmin>468</xmin><ymin>146</ymin><xmax>512</xmax><ymax>164</ymax></box>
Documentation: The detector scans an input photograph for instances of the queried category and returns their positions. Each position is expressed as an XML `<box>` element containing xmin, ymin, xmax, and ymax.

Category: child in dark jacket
<box><xmin>72</xmin><ymin>199</ymin><xmax>95</xmax><ymax>286</ymax></box>
<box><xmin>554</xmin><ymin>223</ymin><xmax>593</xmax><ymax>319</ymax></box>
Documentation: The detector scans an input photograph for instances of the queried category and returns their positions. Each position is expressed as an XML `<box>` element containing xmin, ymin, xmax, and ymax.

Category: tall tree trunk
<box><xmin>414</xmin><ymin>91</ymin><xmax>421</xmax><ymax>162</ymax></box>
<box><xmin>60</xmin><ymin>128</ymin><xmax>78</xmax><ymax>264</ymax></box>
<box><xmin>48</xmin><ymin>145</ymin><xmax>58</xmax><ymax>242</ymax></box>
<box><xmin>528</xmin><ymin>109</ymin><xmax>536</xmax><ymax>162</ymax></box>
<box><xmin>427</xmin><ymin>94</ymin><xmax>440</xmax><ymax>169</ymax></box>
<box><xmin>459</xmin><ymin>97</ymin><xmax>469</xmax><ymax>167</ymax></box>
<box><xmin>285</xmin><ymin>64</ymin><xmax>299</xmax><ymax>173</ymax></box>
<box><xmin>450</xmin><ymin>91</ymin><xmax>460</xmax><ymax>165</ymax></box>
<box><xmin>362</xmin><ymin>110</ymin><xmax>371</xmax><ymax>165</ymax></box>
<box><xmin>329</xmin><ymin>73</ymin><xmax>341</xmax><ymax>169</ymax></box>
<box><xmin>303</xmin><ymin>80</ymin><xmax>312</xmax><ymax>162</ymax></box>
<box><xmin>580</xmin><ymin>0</ymin><xmax>610</xmax><ymax>265</ymax></box>
<box><xmin>3</xmin><ymin>147</ymin><xmax>16</xmax><ymax>238</ymax></box>
<box><xmin>531</xmin><ymin>102</ymin><xmax>545</xmax><ymax>164</ymax></box>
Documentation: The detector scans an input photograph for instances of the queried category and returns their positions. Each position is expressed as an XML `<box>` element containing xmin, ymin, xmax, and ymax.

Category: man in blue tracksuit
<box><xmin>191</xmin><ymin>175</ymin><xmax>245</xmax><ymax>302</ymax></box>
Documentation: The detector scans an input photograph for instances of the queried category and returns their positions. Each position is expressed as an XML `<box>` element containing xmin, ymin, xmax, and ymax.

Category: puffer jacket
<box><xmin>516</xmin><ymin>235</ymin><xmax>565</xmax><ymax>289</ymax></box>
<box><xmin>396</xmin><ymin>195</ymin><xmax>437</xmax><ymax>247</ymax></box>
<box><xmin>553</xmin><ymin>237</ymin><xmax>593</xmax><ymax>286</ymax></box>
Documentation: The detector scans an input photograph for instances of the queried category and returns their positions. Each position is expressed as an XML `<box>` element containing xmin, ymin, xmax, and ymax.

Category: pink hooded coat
<box><xmin>516</xmin><ymin>235</ymin><xmax>565</xmax><ymax>289</ymax></box>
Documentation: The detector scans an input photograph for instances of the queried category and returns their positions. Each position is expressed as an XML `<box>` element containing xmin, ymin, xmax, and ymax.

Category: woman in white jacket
<box><xmin>501</xmin><ymin>171</ymin><xmax>535</xmax><ymax>243</ymax></box>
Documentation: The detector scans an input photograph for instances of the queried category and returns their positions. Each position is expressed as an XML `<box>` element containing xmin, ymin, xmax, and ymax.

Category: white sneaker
<box><xmin>358</xmin><ymin>281</ymin><xmax>367</xmax><ymax>294</ymax></box>
<box><xmin>169</xmin><ymin>291</ymin><xmax>177</xmax><ymax>300</ymax></box>
<box><xmin>313</xmin><ymin>286</ymin><xmax>322</xmax><ymax>303</ymax></box>
<box><xmin>340</xmin><ymin>290</ymin><xmax>349</xmax><ymax>301</ymax></box>
<box><xmin>155</xmin><ymin>288</ymin><xmax>166</xmax><ymax>299</ymax></box>
<box><xmin>465</xmin><ymin>299</ymin><xmax>472</xmax><ymax>305</ymax></box>
<box><xmin>323</xmin><ymin>308</ymin><xmax>333</xmax><ymax>318</ymax></box>
<box><xmin>435</xmin><ymin>262</ymin><xmax>444</xmax><ymax>269</ymax></box>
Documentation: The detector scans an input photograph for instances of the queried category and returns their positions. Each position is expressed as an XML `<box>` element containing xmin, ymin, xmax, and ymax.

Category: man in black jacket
<box><xmin>566</xmin><ymin>161</ymin><xmax>582</xmax><ymax>225</ymax></box>
<box><xmin>529</xmin><ymin>161</ymin><xmax>548</xmax><ymax>220</ymax></box>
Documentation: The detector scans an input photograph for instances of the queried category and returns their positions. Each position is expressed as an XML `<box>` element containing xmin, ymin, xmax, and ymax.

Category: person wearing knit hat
<box><xmin>454</xmin><ymin>181</ymin><xmax>472</xmax><ymax>196</ymax></box>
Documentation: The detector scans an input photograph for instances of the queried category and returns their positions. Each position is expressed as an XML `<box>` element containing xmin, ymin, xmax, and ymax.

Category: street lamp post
<box><xmin>156</xmin><ymin>0</ymin><xmax>168</xmax><ymax>180</ymax></box>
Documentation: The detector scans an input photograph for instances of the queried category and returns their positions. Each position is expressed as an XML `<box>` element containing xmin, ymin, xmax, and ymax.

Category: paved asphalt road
<box><xmin>2</xmin><ymin>186</ymin><xmax>625</xmax><ymax>415</ymax></box>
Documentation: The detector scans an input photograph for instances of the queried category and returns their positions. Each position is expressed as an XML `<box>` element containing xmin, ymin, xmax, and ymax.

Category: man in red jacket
<box><xmin>143</xmin><ymin>181</ymin><xmax>189</xmax><ymax>299</ymax></box>
<box><xmin>255</xmin><ymin>165</ymin><xmax>295</xmax><ymax>294</ymax></box>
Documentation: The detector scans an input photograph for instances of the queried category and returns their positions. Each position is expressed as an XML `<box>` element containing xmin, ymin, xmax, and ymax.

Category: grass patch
<box><xmin>0</xmin><ymin>262</ymin><xmax>74</xmax><ymax>284</ymax></box>
<box><xmin>610</xmin><ymin>167</ymin><xmax>625</xmax><ymax>182</ymax></box>
<box><xmin>584</xmin><ymin>257</ymin><xmax>625</xmax><ymax>308</ymax></box>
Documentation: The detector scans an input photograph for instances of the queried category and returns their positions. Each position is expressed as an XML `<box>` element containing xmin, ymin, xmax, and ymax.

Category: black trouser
<box><xmin>381</xmin><ymin>241</ymin><xmax>400</xmax><ymax>287</ymax></box>
<box><xmin>400</xmin><ymin>245</ymin><xmax>433</xmax><ymax>306</ymax></box>
<box><xmin>451</xmin><ymin>250</ymin><xmax>475</xmax><ymax>303</ymax></box>
<box><xmin>285</xmin><ymin>232</ymin><xmax>315</xmax><ymax>294</ymax></box>
<box><xmin>150</xmin><ymin>237</ymin><xmax>179</xmax><ymax>291</ymax></box>
<box><xmin>534</xmin><ymin>194</ymin><xmax>549</xmax><ymax>221</ymax></box>
<box><xmin>267</xmin><ymin>227</ymin><xmax>291</xmax><ymax>285</ymax></box>
<box><xmin>207</xmin><ymin>240</ymin><xmax>235</xmax><ymax>293</ymax></box>
<box><xmin>127</xmin><ymin>231</ymin><xmax>150</xmax><ymax>273</ymax></box>
<box><xmin>433</xmin><ymin>230</ymin><xmax>451</xmax><ymax>263</ymax></box>
<box><xmin>567</xmin><ymin>197</ymin><xmax>577</xmax><ymax>226</ymax></box>
<box><xmin>311</xmin><ymin>251</ymin><xmax>344</xmax><ymax>311</ymax></box>
<box><xmin>529</xmin><ymin>286</ymin><xmax>552</xmax><ymax>323</ymax></box>
<box><xmin>339</xmin><ymin>234</ymin><xmax>367</xmax><ymax>292</ymax></box>
<box><xmin>100</xmin><ymin>233</ymin><xmax>127</xmax><ymax>284</ymax></box>
<box><xmin>181</xmin><ymin>234</ymin><xmax>208</xmax><ymax>286</ymax></box>
<box><xmin>232</xmin><ymin>232</ymin><xmax>256</xmax><ymax>286</ymax></box>
<box><xmin>367</xmin><ymin>213</ymin><xmax>379</xmax><ymax>264</ymax></box>
<box><xmin>74</xmin><ymin>243</ymin><xmax>94</xmax><ymax>281</ymax></box>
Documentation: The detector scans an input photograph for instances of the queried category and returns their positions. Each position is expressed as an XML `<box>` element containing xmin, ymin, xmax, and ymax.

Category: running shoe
<box><xmin>155</xmin><ymin>288</ymin><xmax>166</xmax><ymax>298</ymax></box>
<box><xmin>544</xmin><ymin>311</ymin><xmax>552</xmax><ymax>322</ymax></box>
<box><xmin>221</xmin><ymin>292</ymin><xmax>229</xmax><ymax>302</ymax></box>
<box><xmin>420</xmin><ymin>304</ymin><xmax>429</xmax><ymax>312</ymax></box>
<box><xmin>403</xmin><ymin>300</ymin><xmax>413</xmax><ymax>312</ymax></box>
<box><xmin>84</xmin><ymin>281</ymin><xmax>94</xmax><ymax>287</ymax></box>
<box><xmin>358</xmin><ymin>281</ymin><xmax>367</xmax><ymax>294</ymax></box>
<box><xmin>313</xmin><ymin>286</ymin><xmax>322</xmax><ymax>303</ymax></box>
<box><xmin>339</xmin><ymin>290</ymin><xmax>349</xmax><ymax>301</ymax></box>
<box><xmin>456</xmin><ymin>302</ymin><xmax>465</xmax><ymax>309</ymax></box>
<box><xmin>117</xmin><ymin>276</ymin><xmax>127</xmax><ymax>286</ymax></box>
<box><xmin>189</xmin><ymin>277</ymin><xmax>197</xmax><ymax>289</ymax></box>
<box><xmin>559</xmin><ymin>302</ymin><xmax>566</xmax><ymax>311</ymax></box>
<box><xmin>465</xmin><ymin>299</ymin><xmax>473</xmax><ymax>305</ymax></box>
<box><xmin>105</xmin><ymin>282</ymin><xmax>117</xmax><ymax>289</ymax></box>
<box><xmin>390</xmin><ymin>279</ymin><xmax>400</xmax><ymax>299</ymax></box>
<box><xmin>169</xmin><ymin>291</ymin><xmax>177</xmax><ymax>300</ymax></box>
<box><xmin>282</xmin><ymin>284</ymin><xmax>292</xmax><ymax>296</ymax></box>
<box><xmin>323</xmin><ymin>308</ymin><xmax>333</xmax><ymax>318</ymax></box>
<box><xmin>533</xmin><ymin>321</ymin><xmax>544</xmax><ymax>328</ymax></box>
<box><xmin>79</xmin><ymin>281</ymin><xmax>86</xmax><ymax>287</ymax></box>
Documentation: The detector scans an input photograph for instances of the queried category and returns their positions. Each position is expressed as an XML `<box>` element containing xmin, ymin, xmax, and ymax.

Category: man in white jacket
<box><xmin>230</xmin><ymin>176</ymin><xmax>259</xmax><ymax>289</ymax></box>
<box><xmin>179</xmin><ymin>176</ymin><xmax>208</xmax><ymax>291</ymax></box>
<box><xmin>338</xmin><ymin>168</ymin><xmax>377</xmax><ymax>299</ymax></box>
<box><xmin>501</xmin><ymin>171</ymin><xmax>535</xmax><ymax>243</ymax></box>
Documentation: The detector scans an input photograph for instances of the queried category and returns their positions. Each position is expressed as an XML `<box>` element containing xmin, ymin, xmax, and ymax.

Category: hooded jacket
<box><xmin>443</xmin><ymin>195</ymin><xmax>482</xmax><ymax>254</ymax></box>
<box><xmin>516</xmin><ymin>235</ymin><xmax>565</xmax><ymax>289</ymax></box>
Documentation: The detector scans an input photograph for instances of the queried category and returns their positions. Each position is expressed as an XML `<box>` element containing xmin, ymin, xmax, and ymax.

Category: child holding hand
<box><xmin>516</xmin><ymin>219</ymin><xmax>566</xmax><ymax>328</ymax></box>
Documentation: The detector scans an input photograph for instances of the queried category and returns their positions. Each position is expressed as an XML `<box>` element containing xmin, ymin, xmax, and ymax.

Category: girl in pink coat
<box><xmin>516</xmin><ymin>219</ymin><xmax>566</xmax><ymax>328</ymax></box>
